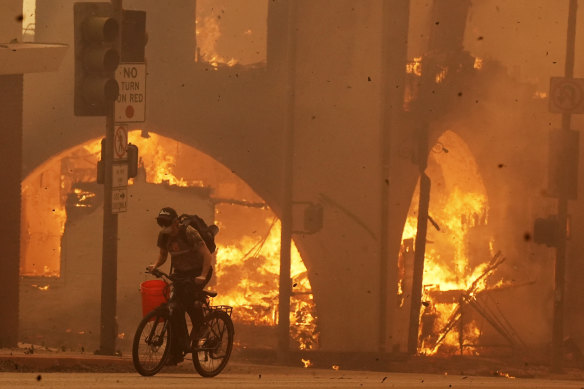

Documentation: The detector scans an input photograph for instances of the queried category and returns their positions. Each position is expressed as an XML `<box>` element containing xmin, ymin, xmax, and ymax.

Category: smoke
<box><xmin>16</xmin><ymin>0</ymin><xmax>584</xmax><ymax>357</ymax></box>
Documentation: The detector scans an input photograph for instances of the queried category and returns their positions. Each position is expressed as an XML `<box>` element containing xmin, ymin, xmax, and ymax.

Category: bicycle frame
<box><xmin>134</xmin><ymin>267</ymin><xmax>234</xmax><ymax>377</ymax></box>
<box><xmin>147</xmin><ymin>268</ymin><xmax>211</xmax><ymax>350</ymax></box>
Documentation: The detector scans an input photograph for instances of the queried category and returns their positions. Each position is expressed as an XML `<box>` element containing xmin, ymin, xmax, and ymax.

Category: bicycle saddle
<box><xmin>203</xmin><ymin>290</ymin><xmax>217</xmax><ymax>298</ymax></box>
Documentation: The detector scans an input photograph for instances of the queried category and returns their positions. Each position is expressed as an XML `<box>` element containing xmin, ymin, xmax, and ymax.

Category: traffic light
<box><xmin>121</xmin><ymin>10</ymin><xmax>147</xmax><ymax>63</ymax></box>
<box><xmin>98</xmin><ymin>141</ymin><xmax>138</xmax><ymax>182</ymax></box>
<box><xmin>74</xmin><ymin>2</ymin><xmax>120</xmax><ymax>116</ymax></box>
<box><xmin>304</xmin><ymin>203</ymin><xmax>324</xmax><ymax>233</ymax></box>
<box><xmin>127</xmin><ymin>143</ymin><xmax>139</xmax><ymax>178</ymax></box>
<box><xmin>533</xmin><ymin>216</ymin><xmax>559</xmax><ymax>247</ymax></box>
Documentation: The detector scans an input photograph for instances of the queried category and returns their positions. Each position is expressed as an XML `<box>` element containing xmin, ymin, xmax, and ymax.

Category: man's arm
<box><xmin>147</xmin><ymin>248</ymin><xmax>168</xmax><ymax>271</ymax></box>
<box><xmin>194</xmin><ymin>241</ymin><xmax>212</xmax><ymax>285</ymax></box>
<box><xmin>185</xmin><ymin>225</ymin><xmax>213</xmax><ymax>285</ymax></box>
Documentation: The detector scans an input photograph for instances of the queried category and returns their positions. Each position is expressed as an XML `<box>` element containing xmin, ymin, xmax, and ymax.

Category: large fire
<box><xmin>399</xmin><ymin>130</ymin><xmax>496</xmax><ymax>355</ymax></box>
<box><xmin>195</xmin><ymin>13</ymin><xmax>238</xmax><ymax>68</ymax></box>
<box><xmin>212</xmin><ymin>217</ymin><xmax>318</xmax><ymax>350</ymax></box>
<box><xmin>195</xmin><ymin>0</ymin><xmax>267</xmax><ymax>68</ymax></box>
<box><xmin>21</xmin><ymin>130</ymin><xmax>318</xmax><ymax>350</ymax></box>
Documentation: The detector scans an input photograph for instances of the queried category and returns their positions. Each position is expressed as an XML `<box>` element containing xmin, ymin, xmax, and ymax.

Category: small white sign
<box><xmin>112</xmin><ymin>163</ymin><xmax>128</xmax><ymax>188</ymax></box>
<box><xmin>115</xmin><ymin>63</ymin><xmax>146</xmax><ymax>122</ymax></box>
<box><xmin>112</xmin><ymin>187</ymin><xmax>128</xmax><ymax>214</ymax></box>
<box><xmin>113</xmin><ymin>124</ymin><xmax>128</xmax><ymax>160</ymax></box>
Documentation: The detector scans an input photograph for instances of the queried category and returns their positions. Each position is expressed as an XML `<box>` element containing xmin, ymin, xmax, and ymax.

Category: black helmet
<box><xmin>156</xmin><ymin>207</ymin><xmax>178</xmax><ymax>227</ymax></box>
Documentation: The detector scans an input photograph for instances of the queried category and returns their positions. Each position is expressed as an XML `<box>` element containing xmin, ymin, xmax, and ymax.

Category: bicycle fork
<box><xmin>145</xmin><ymin>310</ymin><xmax>170</xmax><ymax>347</ymax></box>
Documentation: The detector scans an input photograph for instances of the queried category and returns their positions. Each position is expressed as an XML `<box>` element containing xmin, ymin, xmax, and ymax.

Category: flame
<box><xmin>473</xmin><ymin>57</ymin><xmax>483</xmax><ymax>70</ymax></box>
<box><xmin>125</xmin><ymin>132</ymin><xmax>197</xmax><ymax>187</ymax></box>
<box><xmin>22</xmin><ymin>130</ymin><xmax>318</xmax><ymax>350</ymax></box>
<box><xmin>406</xmin><ymin>57</ymin><xmax>423</xmax><ymax>76</ymax></box>
<box><xmin>212</xmin><ymin>218</ymin><xmax>319</xmax><ymax>350</ymax></box>
<box><xmin>301</xmin><ymin>358</ymin><xmax>312</xmax><ymax>368</ymax></box>
<box><xmin>21</xmin><ymin>136</ymin><xmax>102</xmax><ymax>276</ymax></box>
<box><xmin>435</xmin><ymin>66</ymin><xmax>448</xmax><ymax>84</ymax></box>
<box><xmin>195</xmin><ymin>14</ymin><xmax>238</xmax><ymax>68</ymax></box>
<box><xmin>130</xmin><ymin>130</ymin><xmax>319</xmax><ymax>349</ymax></box>
<box><xmin>533</xmin><ymin>91</ymin><xmax>547</xmax><ymax>99</ymax></box>
<box><xmin>399</xmin><ymin>131</ymin><xmax>493</xmax><ymax>356</ymax></box>
<box><xmin>415</xmin><ymin>188</ymin><xmax>489</xmax><ymax>355</ymax></box>
<box><xmin>494</xmin><ymin>370</ymin><xmax>516</xmax><ymax>379</ymax></box>
<box><xmin>332</xmin><ymin>365</ymin><xmax>340</xmax><ymax>371</ymax></box>
<box><xmin>72</xmin><ymin>188</ymin><xmax>96</xmax><ymax>207</ymax></box>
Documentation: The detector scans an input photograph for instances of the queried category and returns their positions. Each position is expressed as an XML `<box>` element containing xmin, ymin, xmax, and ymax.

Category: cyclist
<box><xmin>147</xmin><ymin>207</ymin><xmax>213</xmax><ymax>365</ymax></box>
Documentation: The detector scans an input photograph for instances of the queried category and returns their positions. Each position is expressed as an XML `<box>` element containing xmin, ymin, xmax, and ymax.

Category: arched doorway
<box><xmin>20</xmin><ymin>130</ymin><xmax>318</xmax><ymax>351</ymax></box>
<box><xmin>397</xmin><ymin>130</ymin><xmax>499</xmax><ymax>355</ymax></box>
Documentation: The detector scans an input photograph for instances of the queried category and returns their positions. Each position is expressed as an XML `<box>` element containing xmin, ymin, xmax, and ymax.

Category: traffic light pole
<box><xmin>98</xmin><ymin>101</ymin><xmax>119</xmax><ymax>355</ymax></box>
<box><xmin>551</xmin><ymin>0</ymin><xmax>577</xmax><ymax>372</ymax></box>
<box><xmin>97</xmin><ymin>0</ymin><xmax>122</xmax><ymax>356</ymax></box>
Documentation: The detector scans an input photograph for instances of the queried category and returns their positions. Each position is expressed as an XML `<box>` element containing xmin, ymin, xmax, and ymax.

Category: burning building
<box><xmin>4</xmin><ymin>0</ymin><xmax>584</xmax><ymax>366</ymax></box>
<box><xmin>19</xmin><ymin>131</ymin><xmax>317</xmax><ymax>351</ymax></box>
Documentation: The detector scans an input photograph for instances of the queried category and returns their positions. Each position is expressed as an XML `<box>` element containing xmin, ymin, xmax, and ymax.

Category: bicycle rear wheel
<box><xmin>192</xmin><ymin>310</ymin><xmax>234</xmax><ymax>377</ymax></box>
<box><xmin>132</xmin><ymin>309</ymin><xmax>172</xmax><ymax>376</ymax></box>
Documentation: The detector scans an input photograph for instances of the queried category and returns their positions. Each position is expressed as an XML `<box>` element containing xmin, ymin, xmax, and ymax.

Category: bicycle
<box><xmin>132</xmin><ymin>267</ymin><xmax>234</xmax><ymax>377</ymax></box>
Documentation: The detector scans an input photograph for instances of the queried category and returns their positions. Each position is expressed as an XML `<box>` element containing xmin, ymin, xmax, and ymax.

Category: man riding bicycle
<box><xmin>147</xmin><ymin>207</ymin><xmax>213</xmax><ymax>365</ymax></box>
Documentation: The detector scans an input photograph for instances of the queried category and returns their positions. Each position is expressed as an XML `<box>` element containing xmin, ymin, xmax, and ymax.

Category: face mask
<box><xmin>161</xmin><ymin>225</ymin><xmax>174</xmax><ymax>234</ymax></box>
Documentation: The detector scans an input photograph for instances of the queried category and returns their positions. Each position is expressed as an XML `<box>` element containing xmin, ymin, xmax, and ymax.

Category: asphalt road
<box><xmin>2</xmin><ymin>366</ymin><xmax>584</xmax><ymax>389</ymax></box>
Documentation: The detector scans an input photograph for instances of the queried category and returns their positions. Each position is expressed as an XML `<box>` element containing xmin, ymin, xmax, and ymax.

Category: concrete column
<box><xmin>0</xmin><ymin>0</ymin><xmax>23</xmax><ymax>348</ymax></box>
<box><xmin>0</xmin><ymin>74</ymin><xmax>23</xmax><ymax>347</ymax></box>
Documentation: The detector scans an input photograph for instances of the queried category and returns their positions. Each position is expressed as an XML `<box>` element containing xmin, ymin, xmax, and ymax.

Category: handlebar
<box><xmin>146</xmin><ymin>267</ymin><xmax>170</xmax><ymax>280</ymax></box>
<box><xmin>146</xmin><ymin>267</ymin><xmax>207</xmax><ymax>286</ymax></box>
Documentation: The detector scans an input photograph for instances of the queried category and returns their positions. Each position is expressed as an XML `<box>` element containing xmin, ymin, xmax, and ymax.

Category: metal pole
<box><xmin>98</xmin><ymin>0</ymin><xmax>122</xmax><ymax>356</ymax></box>
<box><xmin>278</xmin><ymin>0</ymin><xmax>297</xmax><ymax>360</ymax></box>
<box><xmin>98</xmin><ymin>101</ymin><xmax>119</xmax><ymax>355</ymax></box>
<box><xmin>552</xmin><ymin>0</ymin><xmax>578</xmax><ymax>372</ymax></box>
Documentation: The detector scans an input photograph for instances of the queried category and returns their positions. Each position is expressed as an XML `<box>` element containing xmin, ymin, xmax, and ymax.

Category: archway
<box><xmin>20</xmin><ymin>130</ymin><xmax>318</xmax><ymax>351</ymax></box>
<box><xmin>397</xmin><ymin>130</ymin><xmax>499</xmax><ymax>355</ymax></box>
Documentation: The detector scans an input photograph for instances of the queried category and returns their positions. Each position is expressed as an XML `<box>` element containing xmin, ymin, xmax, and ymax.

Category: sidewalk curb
<box><xmin>0</xmin><ymin>353</ymin><xmax>133</xmax><ymax>372</ymax></box>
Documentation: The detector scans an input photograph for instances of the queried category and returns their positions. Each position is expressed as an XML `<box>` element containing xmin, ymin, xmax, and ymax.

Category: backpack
<box><xmin>178</xmin><ymin>214</ymin><xmax>218</xmax><ymax>254</ymax></box>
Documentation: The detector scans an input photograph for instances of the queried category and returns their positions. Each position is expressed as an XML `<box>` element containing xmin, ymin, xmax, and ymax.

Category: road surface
<box><xmin>1</xmin><ymin>365</ymin><xmax>584</xmax><ymax>388</ymax></box>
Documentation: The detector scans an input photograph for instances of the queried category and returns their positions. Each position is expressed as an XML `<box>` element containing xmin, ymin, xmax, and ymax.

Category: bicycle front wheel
<box><xmin>192</xmin><ymin>310</ymin><xmax>234</xmax><ymax>377</ymax></box>
<box><xmin>132</xmin><ymin>309</ymin><xmax>172</xmax><ymax>376</ymax></box>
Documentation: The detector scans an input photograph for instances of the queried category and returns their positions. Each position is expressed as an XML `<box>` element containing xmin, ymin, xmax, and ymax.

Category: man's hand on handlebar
<box><xmin>146</xmin><ymin>266</ymin><xmax>165</xmax><ymax>278</ymax></box>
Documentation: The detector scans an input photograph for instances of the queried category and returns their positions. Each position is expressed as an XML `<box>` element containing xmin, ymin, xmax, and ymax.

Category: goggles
<box><xmin>156</xmin><ymin>217</ymin><xmax>174</xmax><ymax>228</ymax></box>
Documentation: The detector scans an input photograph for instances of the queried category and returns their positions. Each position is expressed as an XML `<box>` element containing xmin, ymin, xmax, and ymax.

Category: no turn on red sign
<box><xmin>115</xmin><ymin>63</ymin><xmax>146</xmax><ymax>122</ymax></box>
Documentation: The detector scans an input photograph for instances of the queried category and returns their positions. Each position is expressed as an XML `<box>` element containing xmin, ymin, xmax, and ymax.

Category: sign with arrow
<box><xmin>112</xmin><ymin>187</ymin><xmax>128</xmax><ymax>213</ymax></box>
